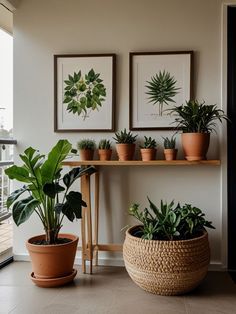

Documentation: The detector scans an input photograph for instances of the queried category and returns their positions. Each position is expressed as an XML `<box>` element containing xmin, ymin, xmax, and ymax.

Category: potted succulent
<box><xmin>77</xmin><ymin>139</ymin><xmax>96</xmax><ymax>161</ymax></box>
<box><xmin>98</xmin><ymin>139</ymin><xmax>112</xmax><ymax>161</ymax></box>
<box><xmin>169</xmin><ymin>100</ymin><xmax>228</xmax><ymax>161</ymax></box>
<box><xmin>5</xmin><ymin>140</ymin><xmax>96</xmax><ymax>287</ymax></box>
<box><xmin>162</xmin><ymin>135</ymin><xmax>178</xmax><ymax>160</ymax></box>
<box><xmin>140</xmin><ymin>136</ymin><xmax>157</xmax><ymax>161</ymax></box>
<box><xmin>123</xmin><ymin>198</ymin><xmax>215</xmax><ymax>295</ymax></box>
<box><xmin>113</xmin><ymin>128</ymin><xmax>137</xmax><ymax>161</ymax></box>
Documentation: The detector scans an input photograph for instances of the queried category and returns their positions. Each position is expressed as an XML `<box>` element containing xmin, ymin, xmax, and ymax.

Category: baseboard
<box><xmin>13</xmin><ymin>253</ymin><xmax>224</xmax><ymax>270</ymax></box>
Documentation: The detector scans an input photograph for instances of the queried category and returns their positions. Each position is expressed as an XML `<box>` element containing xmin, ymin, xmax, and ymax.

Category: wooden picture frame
<box><xmin>129</xmin><ymin>51</ymin><xmax>193</xmax><ymax>130</ymax></box>
<box><xmin>54</xmin><ymin>54</ymin><xmax>116</xmax><ymax>132</ymax></box>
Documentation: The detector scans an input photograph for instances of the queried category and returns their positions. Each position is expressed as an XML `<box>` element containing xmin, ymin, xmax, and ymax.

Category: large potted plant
<box><xmin>140</xmin><ymin>136</ymin><xmax>157</xmax><ymax>161</ymax></box>
<box><xmin>169</xmin><ymin>100</ymin><xmax>228</xmax><ymax>160</ymax></box>
<box><xmin>5</xmin><ymin>140</ymin><xmax>96</xmax><ymax>287</ymax></box>
<box><xmin>123</xmin><ymin>199</ymin><xmax>214</xmax><ymax>295</ymax></box>
<box><xmin>113</xmin><ymin>128</ymin><xmax>137</xmax><ymax>161</ymax></box>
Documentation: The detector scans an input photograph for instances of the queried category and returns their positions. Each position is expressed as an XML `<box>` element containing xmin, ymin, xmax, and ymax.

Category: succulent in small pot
<box><xmin>77</xmin><ymin>139</ymin><xmax>96</xmax><ymax>160</ymax></box>
<box><xmin>123</xmin><ymin>198</ymin><xmax>215</xmax><ymax>295</ymax></box>
<box><xmin>162</xmin><ymin>135</ymin><xmax>178</xmax><ymax>160</ymax></box>
<box><xmin>98</xmin><ymin>139</ymin><xmax>112</xmax><ymax>161</ymax></box>
<box><xmin>5</xmin><ymin>140</ymin><xmax>96</xmax><ymax>287</ymax></box>
<box><xmin>169</xmin><ymin>100</ymin><xmax>228</xmax><ymax>161</ymax></box>
<box><xmin>113</xmin><ymin>128</ymin><xmax>137</xmax><ymax>161</ymax></box>
<box><xmin>140</xmin><ymin>136</ymin><xmax>157</xmax><ymax>161</ymax></box>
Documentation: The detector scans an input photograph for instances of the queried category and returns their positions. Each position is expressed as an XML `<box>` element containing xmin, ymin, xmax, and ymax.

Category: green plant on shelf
<box><xmin>77</xmin><ymin>139</ymin><xmax>96</xmax><ymax>150</ymax></box>
<box><xmin>98</xmin><ymin>139</ymin><xmax>111</xmax><ymax>149</ymax></box>
<box><xmin>140</xmin><ymin>136</ymin><xmax>157</xmax><ymax>149</ymax></box>
<box><xmin>113</xmin><ymin>128</ymin><xmax>137</xmax><ymax>144</ymax></box>
<box><xmin>162</xmin><ymin>135</ymin><xmax>176</xmax><ymax>149</ymax></box>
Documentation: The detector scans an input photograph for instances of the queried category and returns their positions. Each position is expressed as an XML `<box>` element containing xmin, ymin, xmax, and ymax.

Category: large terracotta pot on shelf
<box><xmin>123</xmin><ymin>225</ymin><xmax>210</xmax><ymax>296</ymax></box>
<box><xmin>140</xmin><ymin>148</ymin><xmax>156</xmax><ymax>161</ymax></box>
<box><xmin>116</xmin><ymin>144</ymin><xmax>135</xmax><ymax>161</ymax></box>
<box><xmin>181</xmin><ymin>133</ymin><xmax>210</xmax><ymax>161</ymax></box>
<box><xmin>26</xmin><ymin>233</ymin><xmax>78</xmax><ymax>287</ymax></box>
<box><xmin>98</xmin><ymin>149</ymin><xmax>112</xmax><ymax>161</ymax></box>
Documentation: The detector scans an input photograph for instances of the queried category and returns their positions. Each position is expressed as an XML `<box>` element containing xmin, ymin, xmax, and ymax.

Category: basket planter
<box><xmin>123</xmin><ymin>225</ymin><xmax>210</xmax><ymax>296</ymax></box>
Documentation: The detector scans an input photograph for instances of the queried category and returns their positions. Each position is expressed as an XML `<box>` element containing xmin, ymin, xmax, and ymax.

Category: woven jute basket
<box><xmin>123</xmin><ymin>225</ymin><xmax>210</xmax><ymax>296</ymax></box>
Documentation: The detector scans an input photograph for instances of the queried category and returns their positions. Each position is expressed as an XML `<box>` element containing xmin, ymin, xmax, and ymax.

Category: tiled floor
<box><xmin>0</xmin><ymin>262</ymin><xmax>235</xmax><ymax>314</ymax></box>
<box><xmin>0</xmin><ymin>221</ymin><xmax>12</xmax><ymax>264</ymax></box>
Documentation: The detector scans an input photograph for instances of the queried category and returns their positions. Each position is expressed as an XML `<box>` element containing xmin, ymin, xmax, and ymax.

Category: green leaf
<box><xmin>43</xmin><ymin>182</ymin><xmax>65</xmax><ymax>199</ymax></box>
<box><xmin>7</xmin><ymin>186</ymin><xmax>28</xmax><ymax>208</ymax></box>
<box><xmin>5</xmin><ymin>165</ymin><xmax>31</xmax><ymax>183</ymax></box>
<box><xmin>41</xmin><ymin>140</ymin><xmax>72</xmax><ymax>185</ymax></box>
<box><xmin>12</xmin><ymin>196</ymin><xmax>40</xmax><ymax>226</ymax></box>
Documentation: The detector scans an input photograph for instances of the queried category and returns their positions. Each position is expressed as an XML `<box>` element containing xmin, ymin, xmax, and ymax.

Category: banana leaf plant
<box><xmin>5</xmin><ymin>140</ymin><xmax>96</xmax><ymax>244</ymax></box>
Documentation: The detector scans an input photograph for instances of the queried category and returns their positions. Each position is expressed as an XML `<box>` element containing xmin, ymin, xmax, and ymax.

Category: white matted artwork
<box><xmin>54</xmin><ymin>54</ymin><xmax>116</xmax><ymax>132</ymax></box>
<box><xmin>129</xmin><ymin>51</ymin><xmax>193</xmax><ymax>130</ymax></box>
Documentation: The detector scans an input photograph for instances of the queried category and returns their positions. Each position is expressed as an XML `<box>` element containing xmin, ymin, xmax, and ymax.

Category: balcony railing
<box><xmin>0</xmin><ymin>139</ymin><xmax>16</xmax><ymax>222</ymax></box>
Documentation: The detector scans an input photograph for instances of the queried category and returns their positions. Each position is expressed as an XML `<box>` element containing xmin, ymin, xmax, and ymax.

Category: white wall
<box><xmin>13</xmin><ymin>0</ymin><xmax>227</xmax><ymax>268</ymax></box>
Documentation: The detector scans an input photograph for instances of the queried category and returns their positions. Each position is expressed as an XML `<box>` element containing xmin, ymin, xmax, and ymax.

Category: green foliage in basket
<box><xmin>98</xmin><ymin>139</ymin><xmax>111</xmax><ymax>150</ymax></box>
<box><xmin>162</xmin><ymin>135</ymin><xmax>176</xmax><ymax>149</ymax></box>
<box><xmin>140</xmin><ymin>136</ymin><xmax>157</xmax><ymax>149</ymax></box>
<box><xmin>113</xmin><ymin>128</ymin><xmax>137</xmax><ymax>144</ymax></box>
<box><xmin>63</xmin><ymin>69</ymin><xmax>106</xmax><ymax>120</ymax></box>
<box><xmin>169</xmin><ymin>100</ymin><xmax>228</xmax><ymax>133</ymax></box>
<box><xmin>77</xmin><ymin>139</ymin><xmax>96</xmax><ymax>150</ymax></box>
<box><xmin>129</xmin><ymin>199</ymin><xmax>215</xmax><ymax>241</ymax></box>
<box><xmin>146</xmin><ymin>70</ymin><xmax>180</xmax><ymax>116</ymax></box>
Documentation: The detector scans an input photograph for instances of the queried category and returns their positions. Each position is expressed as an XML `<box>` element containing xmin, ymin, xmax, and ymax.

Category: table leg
<box><xmin>85</xmin><ymin>174</ymin><xmax>93</xmax><ymax>274</ymax></box>
<box><xmin>81</xmin><ymin>175</ymin><xmax>87</xmax><ymax>274</ymax></box>
<box><xmin>94</xmin><ymin>170</ymin><xmax>99</xmax><ymax>266</ymax></box>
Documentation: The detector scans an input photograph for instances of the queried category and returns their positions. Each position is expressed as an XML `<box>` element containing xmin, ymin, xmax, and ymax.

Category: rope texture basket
<box><xmin>123</xmin><ymin>225</ymin><xmax>210</xmax><ymax>296</ymax></box>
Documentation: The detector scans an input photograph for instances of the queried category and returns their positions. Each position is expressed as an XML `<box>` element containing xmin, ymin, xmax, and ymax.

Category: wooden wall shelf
<box><xmin>63</xmin><ymin>160</ymin><xmax>221</xmax><ymax>167</ymax></box>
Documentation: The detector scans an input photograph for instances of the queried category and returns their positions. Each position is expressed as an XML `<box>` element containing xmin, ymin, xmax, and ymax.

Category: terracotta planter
<box><xmin>123</xmin><ymin>226</ymin><xmax>210</xmax><ymax>296</ymax></box>
<box><xmin>140</xmin><ymin>148</ymin><xmax>156</xmax><ymax>161</ymax></box>
<box><xmin>79</xmin><ymin>149</ymin><xmax>94</xmax><ymax>161</ymax></box>
<box><xmin>182</xmin><ymin>133</ymin><xmax>210</xmax><ymax>161</ymax></box>
<box><xmin>26</xmin><ymin>233</ymin><xmax>78</xmax><ymax>287</ymax></box>
<box><xmin>98</xmin><ymin>149</ymin><xmax>112</xmax><ymax>161</ymax></box>
<box><xmin>116</xmin><ymin>144</ymin><xmax>135</xmax><ymax>161</ymax></box>
<box><xmin>164</xmin><ymin>148</ymin><xmax>178</xmax><ymax>161</ymax></box>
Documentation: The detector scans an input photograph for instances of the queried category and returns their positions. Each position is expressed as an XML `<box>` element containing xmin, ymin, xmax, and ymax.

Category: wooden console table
<box><xmin>63</xmin><ymin>160</ymin><xmax>220</xmax><ymax>273</ymax></box>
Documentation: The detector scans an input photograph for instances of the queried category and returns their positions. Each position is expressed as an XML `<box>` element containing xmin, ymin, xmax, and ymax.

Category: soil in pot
<box><xmin>26</xmin><ymin>233</ymin><xmax>78</xmax><ymax>287</ymax></box>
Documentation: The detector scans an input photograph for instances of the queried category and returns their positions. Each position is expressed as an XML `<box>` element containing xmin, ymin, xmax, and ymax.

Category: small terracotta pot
<box><xmin>140</xmin><ymin>148</ymin><xmax>156</xmax><ymax>161</ymax></box>
<box><xmin>116</xmin><ymin>144</ymin><xmax>135</xmax><ymax>161</ymax></box>
<box><xmin>182</xmin><ymin>133</ymin><xmax>210</xmax><ymax>161</ymax></box>
<box><xmin>164</xmin><ymin>148</ymin><xmax>178</xmax><ymax>161</ymax></box>
<box><xmin>26</xmin><ymin>233</ymin><xmax>78</xmax><ymax>281</ymax></box>
<box><xmin>79</xmin><ymin>149</ymin><xmax>94</xmax><ymax>161</ymax></box>
<box><xmin>98</xmin><ymin>149</ymin><xmax>112</xmax><ymax>161</ymax></box>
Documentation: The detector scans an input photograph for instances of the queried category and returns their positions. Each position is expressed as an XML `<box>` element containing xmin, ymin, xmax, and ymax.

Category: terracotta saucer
<box><xmin>30</xmin><ymin>269</ymin><xmax>77</xmax><ymax>288</ymax></box>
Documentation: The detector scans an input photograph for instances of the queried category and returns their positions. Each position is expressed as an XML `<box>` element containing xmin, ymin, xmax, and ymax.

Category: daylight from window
<box><xmin>0</xmin><ymin>28</ymin><xmax>13</xmax><ymax>138</ymax></box>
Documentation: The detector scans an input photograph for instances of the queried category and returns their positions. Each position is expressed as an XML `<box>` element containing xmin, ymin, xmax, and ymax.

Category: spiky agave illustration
<box><xmin>146</xmin><ymin>70</ymin><xmax>180</xmax><ymax>116</ymax></box>
<box><xmin>63</xmin><ymin>69</ymin><xmax>106</xmax><ymax>120</ymax></box>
